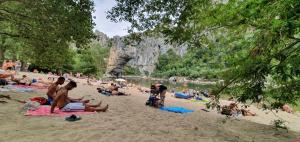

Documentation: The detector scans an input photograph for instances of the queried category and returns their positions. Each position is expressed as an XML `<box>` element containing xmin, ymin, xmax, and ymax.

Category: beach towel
<box><xmin>174</xmin><ymin>92</ymin><xmax>191</xmax><ymax>99</ymax></box>
<box><xmin>25</xmin><ymin>106</ymin><xmax>96</xmax><ymax>117</ymax></box>
<box><xmin>100</xmin><ymin>91</ymin><xmax>111</xmax><ymax>96</ymax></box>
<box><xmin>4</xmin><ymin>85</ymin><xmax>34</xmax><ymax>92</ymax></box>
<box><xmin>191</xmin><ymin>98</ymin><xmax>210</xmax><ymax>103</ymax></box>
<box><xmin>160</xmin><ymin>106</ymin><xmax>194</xmax><ymax>114</ymax></box>
<box><xmin>15</xmin><ymin>84</ymin><xmax>47</xmax><ymax>90</ymax></box>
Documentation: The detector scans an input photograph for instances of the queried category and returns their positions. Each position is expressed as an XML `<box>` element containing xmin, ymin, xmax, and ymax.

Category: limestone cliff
<box><xmin>96</xmin><ymin>32</ymin><xmax>187</xmax><ymax>77</ymax></box>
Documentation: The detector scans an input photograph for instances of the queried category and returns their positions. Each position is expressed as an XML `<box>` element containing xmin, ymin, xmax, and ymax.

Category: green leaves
<box><xmin>109</xmin><ymin>0</ymin><xmax>300</xmax><ymax>107</ymax></box>
<box><xmin>0</xmin><ymin>0</ymin><xmax>95</xmax><ymax>71</ymax></box>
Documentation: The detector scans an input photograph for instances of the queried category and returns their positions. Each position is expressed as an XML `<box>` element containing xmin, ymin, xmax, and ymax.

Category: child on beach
<box><xmin>51</xmin><ymin>81</ymin><xmax>108</xmax><ymax>113</ymax></box>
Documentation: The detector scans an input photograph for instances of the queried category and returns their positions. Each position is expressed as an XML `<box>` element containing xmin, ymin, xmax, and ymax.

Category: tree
<box><xmin>0</xmin><ymin>0</ymin><xmax>95</xmax><ymax>69</ymax></box>
<box><xmin>108</xmin><ymin>0</ymin><xmax>300</xmax><ymax>106</ymax></box>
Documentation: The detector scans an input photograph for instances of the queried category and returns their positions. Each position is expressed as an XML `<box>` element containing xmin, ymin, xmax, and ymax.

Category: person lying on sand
<box><xmin>221</xmin><ymin>103</ymin><xmax>256</xmax><ymax>117</ymax></box>
<box><xmin>51</xmin><ymin>81</ymin><xmax>108</xmax><ymax>113</ymax></box>
<box><xmin>11</xmin><ymin>75</ymin><xmax>32</xmax><ymax>85</ymax></box>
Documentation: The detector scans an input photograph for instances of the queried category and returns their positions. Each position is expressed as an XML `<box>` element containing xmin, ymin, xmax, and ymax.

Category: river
<box><xmin>125</xmin><ymin>77</ymin><xmax>215</xmax><ymax>92</ymax></box>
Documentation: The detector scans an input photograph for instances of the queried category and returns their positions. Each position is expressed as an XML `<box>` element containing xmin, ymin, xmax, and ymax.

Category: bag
<box><xmin>29</xmin><ymin>97</ymin><xmax>47</xmax><ymax>105</ymax></box>
<box><xmin>0</xmin><ymin>79</ymin><xmax>8</xmax><ymax>86</ymax></box>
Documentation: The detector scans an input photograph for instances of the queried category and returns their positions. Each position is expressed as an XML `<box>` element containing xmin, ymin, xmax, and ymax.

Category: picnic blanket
<box><xmin>160</xmin><ymin>106</ymin><xmax>194</xmax><ymax>114</ymax></box>
<box><xmin>25</xmin><ymin>106</ymin><xmax>96</xmax><ymax>117</ymax></box>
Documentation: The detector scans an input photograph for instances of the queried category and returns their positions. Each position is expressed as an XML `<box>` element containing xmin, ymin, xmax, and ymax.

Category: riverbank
<box><xmin>110</xmin><ymin>75</ymin><xmax>218</xmax><ymax>85</ymax></box>
<box><xmin>0</xmin><ymin>72</ymin><xmax>299</xmax><ymax>142</ymax></box>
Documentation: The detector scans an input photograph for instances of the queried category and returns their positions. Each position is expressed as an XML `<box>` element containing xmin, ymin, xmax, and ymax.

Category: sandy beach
<box><xmin>0</xmin><ymin>72</ymin><xmax>299</xmax><ymax>142</ymax></box>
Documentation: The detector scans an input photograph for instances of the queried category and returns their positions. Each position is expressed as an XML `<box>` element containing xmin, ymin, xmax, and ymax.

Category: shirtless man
<box><xmin>51</xmin><ymin>81</ymin><xmax>108</xmax><ymax>113</ymax></box>
<box><xmin>47</xmin><ymin>77</ymin><xmax>65</xmax><ymax>104</ymax></box>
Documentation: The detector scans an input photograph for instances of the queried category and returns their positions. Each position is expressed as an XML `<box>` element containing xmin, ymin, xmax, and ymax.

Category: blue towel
<box><xmin>100</xmin><ymin>92</ymin><xmax>111</xmax><ymax>96</ymax></box>
<box><xmin>160</xmin><ymin>106</ymin><xmax>194</xmax><ymax>114</ymax></box>
<box><xmin>16</xmin><ymin>88</ymin><xmax>33</xmax><ymax>92</ymax></box>
<box><xmin>174</xmin><ymin>92</ymin><xmax>190</xmax><ymax>99</ymax></box>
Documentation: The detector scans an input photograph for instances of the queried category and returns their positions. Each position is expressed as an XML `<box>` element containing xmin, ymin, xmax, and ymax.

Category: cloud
<box><xmin>93</xmin><ymin>0</ymin><xmax>131</xmax><ymax>37</ymax></box>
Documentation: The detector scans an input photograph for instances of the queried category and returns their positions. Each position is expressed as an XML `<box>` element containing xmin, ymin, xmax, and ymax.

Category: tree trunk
<box><xmin>0</xmin><ymin>46</ymin><xmax>6</xmax><ymax>63</ymax></box>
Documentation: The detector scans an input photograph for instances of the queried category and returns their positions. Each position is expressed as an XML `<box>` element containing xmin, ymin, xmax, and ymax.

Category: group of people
<box><xmin>221</xmin><ymin>103</ymin><xmax>256</xmax><ymax>117</ymax></box>
<box><xmin>146</xmin><ymin>83</ymin><xmax>168</xmax><ymax>108</ymax></box>
<box><xmin>2</xmin><ymin>60</ymin><xmax>21</xmax><ymax>71</ymax></box>
<box><xmin>47</xmin><ymin>77</ymin><xmax>108</xmax><ymax>113</ymax></box>
<box><xmin>97</xmin><ymin>83</ymin><xmax>129</xmax><ymax>96</ymax></box>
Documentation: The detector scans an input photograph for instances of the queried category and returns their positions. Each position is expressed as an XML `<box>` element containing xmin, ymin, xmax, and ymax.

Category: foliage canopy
<box><xmin>108</xmin><ymin>0</ymin><xmax>300</xmax><ymax>106</ymax></box>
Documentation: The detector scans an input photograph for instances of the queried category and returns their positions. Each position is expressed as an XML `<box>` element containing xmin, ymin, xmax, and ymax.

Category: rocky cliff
<box><xmin>94</xmin><ymin>31</ymin><xmax>187</xmax><ymax>77</ymax></box>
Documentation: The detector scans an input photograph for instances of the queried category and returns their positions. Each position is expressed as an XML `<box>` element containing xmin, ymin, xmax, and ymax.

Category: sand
<box><xmin>0</xmin><ymin>72</ymin><xmax>299</xmax><ymax>142</ymax></box>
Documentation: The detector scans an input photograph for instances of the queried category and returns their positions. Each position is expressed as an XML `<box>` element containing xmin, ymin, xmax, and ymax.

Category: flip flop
<box><xmin>65</xmin><ymin>114</ymin><xmax>81</xmax><ymax>122</ymax></box>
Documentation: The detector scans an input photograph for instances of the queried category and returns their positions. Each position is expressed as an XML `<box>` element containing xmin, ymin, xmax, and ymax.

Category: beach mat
<box><xmin>4</xmin><ymin>85</ymin><xmax>34</xmax><ymax>92</ymax></box>
<box><xmin>14</xmin><ymin>84</ymin><xmax>48</xmax><ymax>90</ymax></box>
<box><xmin>25</xmin><ymin>106</ymin><xmax>96</xmax><ymax>117</ymax></box>
<box><xmin>191</xmin><ymin>99</ymin><xmax>210</xmax><ymax>103</ymax></box>
<box><xmin>160</xmin><ymin>106</ymin><xmax>194</xmax><ymax>114</ymax></box>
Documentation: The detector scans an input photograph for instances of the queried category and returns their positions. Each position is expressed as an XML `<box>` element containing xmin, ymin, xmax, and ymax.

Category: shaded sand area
<box><xmin>0</xmin><ymin>72</ymin><xmax>299</xmax><ymax>142</ymax></box>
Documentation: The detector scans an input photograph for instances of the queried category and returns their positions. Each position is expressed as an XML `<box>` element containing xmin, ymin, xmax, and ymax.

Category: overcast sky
<box><xmin>93</xmin><ymin>0</ymin><xmax>131</xmax><ymax>37</ymax></box>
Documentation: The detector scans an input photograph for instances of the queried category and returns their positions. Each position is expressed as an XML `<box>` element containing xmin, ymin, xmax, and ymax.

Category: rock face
<box><xmin>127</xmin><ymin>36</ymin><xmax>187</xmax><ymax>76</ymax></box>
<box><xmin>105</xmin><ymin>36</ymin><xmax>135</xmax><ymax>77</ymax></box>
<box><xmin>99</xmin><ymin>33</ymin><xmax>187</xmax><ymax>77</ymax></box>
<box><xmin>94</xmin><ymin>30</ymin><xmax>111</xmax><ymax>48</ymax></box>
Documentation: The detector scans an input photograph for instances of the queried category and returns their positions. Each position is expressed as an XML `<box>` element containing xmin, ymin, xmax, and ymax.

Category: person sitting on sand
<box><xmin>51</xmin><ymin>81</ymin><xmax>108</xmax><ymax>113</ymax></box>
<box><xmin>12</xmin><ymin>75</ymin><xmax>32</xmax><ymax>85</ymax></box>
<box><xmin>108</xmin><ymin>83</ymin><xmax>118</xmax><ymax>91</ymax></box>
<box><xmin>47</xmin><ymin>77</ymin><xmax>66</xmax><ymax>104</ymax></box>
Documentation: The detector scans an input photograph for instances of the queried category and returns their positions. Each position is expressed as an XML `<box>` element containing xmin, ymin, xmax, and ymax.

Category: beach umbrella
<box><xmin>115</xmin><ymin>78</ymin><xmax>126</xmax><ymax>82</ymax></box>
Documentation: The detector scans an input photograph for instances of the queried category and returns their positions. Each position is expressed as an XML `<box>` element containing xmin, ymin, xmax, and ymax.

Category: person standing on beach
<box><xmin>154</xmin><ymin>83</ymin><xmax>168</xmax><ymax>106</ymax></box>
<box><xmin>51</xmin><ymin>81</ymin><xmax>108</xmax><ymax>113</ymax></box>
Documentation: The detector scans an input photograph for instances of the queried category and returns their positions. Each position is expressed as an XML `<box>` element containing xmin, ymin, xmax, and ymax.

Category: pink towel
<box><xmin>25</xmin><ymin>106</ymin><xmax>95</xmax><ymax>117</ymax></box>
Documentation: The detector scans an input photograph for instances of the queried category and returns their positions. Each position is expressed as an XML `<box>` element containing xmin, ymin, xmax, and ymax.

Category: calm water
<box><xmin>125</xmin><ymin>78</ymin><xmax>215</xmax><ymax>92</ymax></box>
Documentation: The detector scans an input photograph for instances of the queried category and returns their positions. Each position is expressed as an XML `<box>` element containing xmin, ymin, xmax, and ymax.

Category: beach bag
<box><xmin>0</xmin><ymin>79</ymin><xmax>8</xmax><ymax>86</ymax></box>
<box><xmin>29</xmin><ymin>97</ymin><xmax>47</xmax><ymax>105</ymax></box>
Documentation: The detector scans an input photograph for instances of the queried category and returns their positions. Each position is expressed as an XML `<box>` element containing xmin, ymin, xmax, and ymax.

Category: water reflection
<box><xmin>125</xmin><ymin>78</ymin><xmax>214</xmax><ymax>92</ymax></box>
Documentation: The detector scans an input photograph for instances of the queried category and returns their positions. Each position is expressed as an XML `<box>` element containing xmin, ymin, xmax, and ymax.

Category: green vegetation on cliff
<box><xmin>153</xmin><ymin>47</ymin><xmax>226</xmax><ymax>79</ymax></box>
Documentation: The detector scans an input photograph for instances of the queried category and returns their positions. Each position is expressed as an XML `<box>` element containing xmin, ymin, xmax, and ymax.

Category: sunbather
<box><xmin>0</xmin><ymin>69</ymin><xmax>15</xmax><ymax>79</ymax></box>
<box><xmin>47</xmin><ymin>77</ymin><xmax>65</xmax><ymax>104</ymax></box>
<box><xmin>11</xmin><ymin>75</ymin><xmax>32</xmax><ymax>85</ymax></box>
<box><xmin>51</xmin><ymin>81</ymin><xmax>108</xmax><ymax>113</ymax></box>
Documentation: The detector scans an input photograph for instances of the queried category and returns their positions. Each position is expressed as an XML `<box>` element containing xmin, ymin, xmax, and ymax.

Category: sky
<box><xmin>93</xmin><ymin>0</ymin><xmax>131</xmax><ymax>37</ymax></box>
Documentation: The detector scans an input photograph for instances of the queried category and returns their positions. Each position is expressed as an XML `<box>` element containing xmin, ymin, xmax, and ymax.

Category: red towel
<box><xmin>25</xmin><ymin>106</ymin><xmax>95</xmax><ymax>117</ymax></box>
